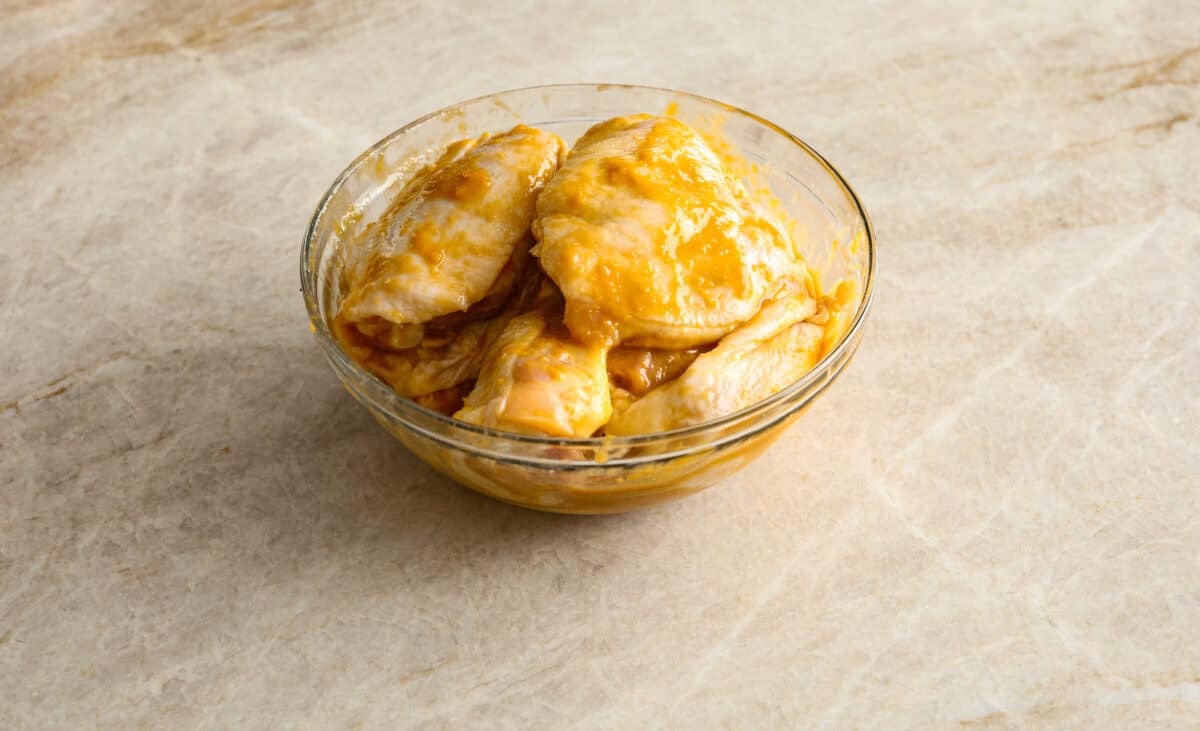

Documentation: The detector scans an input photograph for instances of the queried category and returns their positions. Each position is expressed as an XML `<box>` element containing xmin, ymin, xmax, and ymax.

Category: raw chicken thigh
<box><xmin>455</xmin><ymin>305</ymin><xmax>612</xmax><ymax>438</ymax></box>
<box><xmin>336</xmin><ymin>125</ymin><xmax>565</xmax><ymax>350</ymax></box>
<box><xmin>533</xmin><ymin>115</ymin><xmax>806</xmax><ymax>348</ymax></box>
<box><xmin>606</xmin><ymin>294</ymin><xmax>823</xmax><ymax>435</ymax></box>
<box><xmin>332</xmin><ymin>115</ymin><xmax>844</xmax><ymax>439</ymax></box>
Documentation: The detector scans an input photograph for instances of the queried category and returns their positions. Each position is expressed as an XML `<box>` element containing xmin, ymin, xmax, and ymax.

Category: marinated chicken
<box><xmin>335</xmin><ymin>125</ymin><xmax>565</xmax><ymax>350</ymax></box>
<box><xmin>455</xmin><ymin>309</ymin><xmax>612</xmax><ymax>437</ymax></box>
<box><xmin>413</xmin><ymin>381</ymin><xmax>474</xmax><ymax>416</ymax></box>
<box><xmin>606</xmin><ymin>294</ymin><xmax>823</xmax><ymax>435</ymax></box>
<box><xmin>532</xmin><ymin>114</ymin><xmax>806</xmax><ymax>348</ymax></box>
<box><xmin>333</xmin><ymin>116</ymin><xmax>848</xmax><ymax>439</ymax></box>
<box><xmin>335</xmin><ymin>316</ymin><xmax>499</xmax><ymax>397</ymax></box>
<box><xmin>606</xmin><ymin>345</ymin><xmax>707</xmax><ymax>396</ymax></box>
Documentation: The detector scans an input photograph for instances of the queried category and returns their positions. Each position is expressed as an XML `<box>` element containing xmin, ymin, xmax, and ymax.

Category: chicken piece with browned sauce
<box><xmin>606</xmin><ymin>293</ymin><xmax>823</xmax><ymax>435</ymax></box>
<box><xmin>533</xmin><ymin>114</ymin><xmax>806</xmax><ymax>349</ymax></box>
<box><xmin>455</xmin><ymin>280</ymin><xmax>611</xmax><ymax>437</ymax></box>
<box><xmin>336</xmin><ymin>124</ymin><xmax>565</xmax><ymax>352</ymax></box>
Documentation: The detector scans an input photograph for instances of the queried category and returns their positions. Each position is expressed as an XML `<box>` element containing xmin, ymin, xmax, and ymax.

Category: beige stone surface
<box><xmin>2</xmin><ymin>1</ymin><xmax>1198</xmax><ymax>728</ymax></box>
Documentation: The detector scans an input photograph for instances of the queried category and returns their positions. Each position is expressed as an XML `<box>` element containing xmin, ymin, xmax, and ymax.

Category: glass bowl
<box><xmin>301</xmin><ymin>84</ymin><xmax>875</xmax><ymax>514</ymax></box>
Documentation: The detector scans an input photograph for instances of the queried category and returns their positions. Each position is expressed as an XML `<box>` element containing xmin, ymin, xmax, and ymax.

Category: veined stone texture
<box><xmin>1</xmin><ymin>1</ymin><xmax>1197</xmax><ymax>728</ymax></box>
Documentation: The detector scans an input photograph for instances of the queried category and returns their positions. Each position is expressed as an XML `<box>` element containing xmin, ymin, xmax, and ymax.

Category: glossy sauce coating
<box><xmin>606</xmin><ymin>345</ymin><xmax>707</xmax><ymax>396</ymax></box>
<box><xmin>533</xmin><ymin>115</ymin><xmax>806</xmax><ymax>348</ymax></box>
<box><xmin>454</xmin><ymin>309</ymin><xmax>612</xmax><ymax>438</ymax></box>
<box><xmin>606</xmin><ymin>293</ymin><xmax>822</xmax><ymax>435</ymax></box>
<box><xmin>337</xmin><ymin>125</ymin><xmax>565</xmax><ymax>335</ymax></box>
<box><xmin>333</xmin><ymin>117</ymin><xmax>845</xmax><ymax>439</ymax></box>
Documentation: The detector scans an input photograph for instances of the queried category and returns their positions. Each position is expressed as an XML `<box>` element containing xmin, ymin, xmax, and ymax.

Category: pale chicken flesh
<box><xmin>336</xmin><ymin>125</ymin><xmax>566</xmax><ymax>349</ymax></box>
<box><xmin>336</xmin><ymin>317</ymin><xmax>500</xmax><ymax>398</ymax></box>
<box><xmin>330</xmin><ymin>115</ymin><xmax>847</xmax><ymax>439</ymax></box>
<box><xmin>333</xmin><ymin>253</ymin><xmax>557</xmax><ymax>398</ymax></box>
<box><xmin>455</xmin><ymin>310</ymin><xmax>612</xmax><ymax>438</ymax></box>
<box><xmin>605</xmin><ymin>295</ymin><xmax>823</xmax><ymax>435</ymax></box>
<box><xmin>532</xmin><ymin>114</ymin><xmax>807</xmax><ymax>348</ymax></box>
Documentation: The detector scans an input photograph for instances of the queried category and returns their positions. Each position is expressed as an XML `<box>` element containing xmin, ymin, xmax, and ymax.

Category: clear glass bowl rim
<box><xmin>300</xmin><ymin>83</ymin><xmax>876</xmax><ymax>450</ymax></box>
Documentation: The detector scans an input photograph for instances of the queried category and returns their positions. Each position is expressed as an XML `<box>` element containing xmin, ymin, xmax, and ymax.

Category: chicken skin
<box><xmin>330</xmin><ymin>115</ymin><xmax>843</xmax><ymax>440</ymax></box>
<box><xmin>336</xmin><ymin>125</ymin><xmax>566</xmax><ymax>350</ymax></box>
<box><xmin>532</xmin><ymin>115</ymin><xmax>805</xmax><ymax>349</ymax></box>
<box><xmin>455</xmin><ymin>308</ymin><xmax>612</xmax><ymax>438</ymax></box>
<box><xmin>606</xmin><ymin>294</ymin><xmax>822</xmax><ymax>435</ymax></box>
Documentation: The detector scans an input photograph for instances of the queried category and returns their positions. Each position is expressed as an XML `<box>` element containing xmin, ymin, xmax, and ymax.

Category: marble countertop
<box><xmin>3</xmin><ymin>1</ymin><xmax>1198</xmax><ymax>728</ymax></box>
